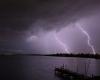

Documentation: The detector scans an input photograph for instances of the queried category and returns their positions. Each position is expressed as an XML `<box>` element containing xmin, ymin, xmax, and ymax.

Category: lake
<box><xmin>0</xmin><ymin>56</ymin><xmax>100</xmax><ymax>80</ymax></box>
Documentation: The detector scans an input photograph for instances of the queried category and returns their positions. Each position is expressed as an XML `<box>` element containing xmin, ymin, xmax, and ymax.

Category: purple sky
<box><xmin>0</xmin><ymin>0</ymin><xmax>100</xmax><ymax>54</ymax></box>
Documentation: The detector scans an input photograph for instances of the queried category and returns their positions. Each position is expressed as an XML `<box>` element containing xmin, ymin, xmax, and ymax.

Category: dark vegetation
<box><xmin>46</xmin><ymin>53</ymin><xmax>100</xmax><ymax>59</ymax></box>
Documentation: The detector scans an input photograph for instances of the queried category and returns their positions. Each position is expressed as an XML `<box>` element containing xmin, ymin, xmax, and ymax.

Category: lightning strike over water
<box><xmin>54</xmin><ymin>32</ymin><xmax>70</xmax><ymax>53</ymax></box>
<box><xmin>76</xmin><ymin>23</ymin><xmax>96</xmax><ymax>54</ymax></box>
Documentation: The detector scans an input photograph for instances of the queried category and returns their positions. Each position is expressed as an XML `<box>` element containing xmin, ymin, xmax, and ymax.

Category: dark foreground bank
<box><xmin>54</xmin><ymin>66</ymin><xmax>100</xmax><ymax>80</ymax></box>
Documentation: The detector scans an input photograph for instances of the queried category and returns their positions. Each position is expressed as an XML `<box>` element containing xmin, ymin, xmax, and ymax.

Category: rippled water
<box><xmin>0</xmin><ymin>56</ymin><xmax>100</xmax><ymax>80</ymax></box>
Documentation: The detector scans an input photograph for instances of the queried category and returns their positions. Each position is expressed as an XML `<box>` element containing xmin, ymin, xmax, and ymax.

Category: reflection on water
<box><xmin>0</xmin><ymin>56</ymin><xmax>99</xmax><ymax>80</ymax></box>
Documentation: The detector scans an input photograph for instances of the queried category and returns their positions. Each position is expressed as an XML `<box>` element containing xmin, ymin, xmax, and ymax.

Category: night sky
<box><xmin>0</xmin><ymin>0</ymin><xmax>100</xmax><ymax>54</ymax></box>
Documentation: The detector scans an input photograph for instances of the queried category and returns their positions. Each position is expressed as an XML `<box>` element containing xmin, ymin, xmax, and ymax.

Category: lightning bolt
<box><xmin>76</xmin><ymin>23</ymin><xmax>96</xmax><ymax>54</ymax></box>
<box><xmin>54</xmin><ymin>32</ymin><xmax>70</xmax><ymax>53</ymax></box>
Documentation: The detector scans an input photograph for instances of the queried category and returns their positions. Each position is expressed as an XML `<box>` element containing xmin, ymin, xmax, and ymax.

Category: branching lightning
<box><xmin>54</xmin><ymin>32</ymin><xmax>70</xmax><ymax>53</ymax></box>
<box><xmin>76</xmin><ymin>23</ymin><xmax>96</xmax><ymax>54</ymax></box>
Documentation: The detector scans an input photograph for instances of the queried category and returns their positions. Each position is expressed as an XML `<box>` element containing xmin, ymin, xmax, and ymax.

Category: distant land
<box><xmin>0</xmin><ymin>50</ymin><xmax>100</xmax><ymax>59</ymax></box>
<box><xmin>45</xmin><ymin>53</ymin><xmax>100</xmax><ymax>59</ymax></box>
<box><xmin>0</xmin><ymin>50</ymin><xmax>44</xmax><ymax>56</ymax></box>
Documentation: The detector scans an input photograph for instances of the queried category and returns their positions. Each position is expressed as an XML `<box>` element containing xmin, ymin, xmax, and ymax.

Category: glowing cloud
<box><xmin>27</xmin><ymin>35</ymin><xmax>38</xmax><ymax>42</ymax></box>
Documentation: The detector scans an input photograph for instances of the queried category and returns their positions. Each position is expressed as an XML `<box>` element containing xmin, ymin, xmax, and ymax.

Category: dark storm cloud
<box><xmin>27</xmin><ymin>0</ymin><xmax>100</xmax><ymax>33</ymax></box>
<box><xmin>0</xmin><ymin>0</ymin><xmax>100</xmax><ymax>50</ymax></box>
<box><xmin>0</xmin><ymin>0</ymin><xmax>100</xmax><ymax>33</ymax></box>
<box><xmin>0</xmin><ymin>0</ymin><xmax>100</xmax><ymax>51</ymax></box>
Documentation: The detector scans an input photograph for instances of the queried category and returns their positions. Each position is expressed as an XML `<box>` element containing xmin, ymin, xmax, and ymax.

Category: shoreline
<box><xmin>45</xmin><ymin>53</ymin><xmax>100</xmax><ymax>59</ymax></box>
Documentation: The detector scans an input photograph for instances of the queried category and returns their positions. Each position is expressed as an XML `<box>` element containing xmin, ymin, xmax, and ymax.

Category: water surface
<box><xmin>0</xmin><ymin>56</ymin><xmax>100</xmax><ymax>80</ymax></box>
